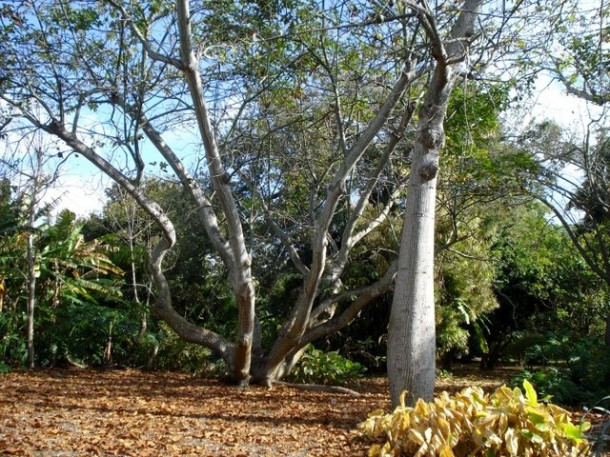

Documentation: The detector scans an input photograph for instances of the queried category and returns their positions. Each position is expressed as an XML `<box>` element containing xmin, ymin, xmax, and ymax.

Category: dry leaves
<box><xmin>0</xmin><ymin>369</ymin><xmax>390</xmax><ymax>456</ymax></box>
<box><xmin>0</xmin><ymin>365</ymin><xmax>525</xmax><ymax>456</ymax></box>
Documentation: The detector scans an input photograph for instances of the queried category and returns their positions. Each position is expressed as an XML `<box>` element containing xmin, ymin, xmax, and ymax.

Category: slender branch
<box><xmin>305</xmin><ymin>260</ymin><xmax>398</xmax><ymax>344</ymax></box>
<box><xmin>104</xmin><ymin>0</ymin><xmax>184</xmax><ymax>69</ymax></box>
<box><xmin>538</xmin><ymin>195</ymin><xmax>610</xmax><ymax>286</ymax></box>
<box><xmin>327</xmin><ymin>100</ymin><xmax>417</xmax><ymax>284</ymax></box>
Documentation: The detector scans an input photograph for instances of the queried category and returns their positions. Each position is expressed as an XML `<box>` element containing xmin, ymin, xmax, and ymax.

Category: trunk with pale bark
<box><xmin>25</xmin><ymin>150</ymin><xmax>45</xmax><ymax>370</ymax></box>
<box><xmin>26</xmin><ymin>226</ymin><xmax>36</xmax><ymax>370</ymax></box>
<box><xmin>387</xmin><ymin>0</ymin><xmax>483</xmax><ymax>407</ymax></box>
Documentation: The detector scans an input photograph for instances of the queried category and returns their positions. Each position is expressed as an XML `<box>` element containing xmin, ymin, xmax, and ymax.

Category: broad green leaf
<box><xmin>526</xmin><ymin>409</ymin><xmax>546</xmax><ymax>424</ymax></box>
<box><xmin>563</xmin><ymin>422</ymin><xmax>590</xmax><ymax>441</ymax></box>
<box><xmin>523</xmin><ymin>380</ymin><xmax>538</xmax><ymax>406</ymax></box>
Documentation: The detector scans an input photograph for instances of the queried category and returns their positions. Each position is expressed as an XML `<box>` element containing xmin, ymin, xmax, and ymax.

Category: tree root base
<box><xmin>271</xmin><ymin>380</ymin><xmax>361</xmax><ymax>396</ymax></box>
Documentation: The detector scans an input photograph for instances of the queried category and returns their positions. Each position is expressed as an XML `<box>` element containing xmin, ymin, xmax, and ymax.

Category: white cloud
<box><xmin>530</xmin><ymin>76</ymin><xmax>605</xmax><ymax>133</ymax></box>
<box><xmin>43</xmin><ymin>173</ymin><xmax>109</xmax><ymax>218</ymax></box>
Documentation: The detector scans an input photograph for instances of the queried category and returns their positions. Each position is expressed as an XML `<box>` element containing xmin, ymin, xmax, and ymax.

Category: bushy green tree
<box><xmin>484</xmin><ymin>203</ymin><xmax>608</xmax><ymax>368</ymax></box>
<box><xmin>0</xmin><ymin>195</ymin><xmax>126</xmax><ymax>368</ymax></box>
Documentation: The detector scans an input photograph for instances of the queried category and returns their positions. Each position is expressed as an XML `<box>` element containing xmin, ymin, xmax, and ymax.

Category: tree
<box><xmin>87</xmin><ymin>183</ymin><xmax>162</xmax><ymax>340</ymax></box>
<box><xmin>0</xmin><ymin>131</ymin><xmax>63</xmax><ymax>368</ymax></box>
<box><xmin>387</xmin><ymin>0</ymin><xmax>484</xmax><ymax>406</ymax></box>
<box><xmin>0</xmin><ymin>0</ymin><xmax>549</xmax><ymax>395</ymax></box>
<box><xmin>543</xmin><ymin>1</ymin><xmax>609</xmax><ymax>105</ymax></box>
<box><xmin>0</xmin><ymin>0</ymin><xmax>424</xmax><ymax>385</ymax></box>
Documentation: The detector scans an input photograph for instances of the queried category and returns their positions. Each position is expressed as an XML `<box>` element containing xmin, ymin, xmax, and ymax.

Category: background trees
<box><xmin>523</xmin><ymin>119</ymin><xmax>610</xmax><ymax>345</ymax></box>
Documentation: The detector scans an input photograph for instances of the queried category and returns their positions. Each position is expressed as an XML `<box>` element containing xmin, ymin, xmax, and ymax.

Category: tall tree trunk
<box><xmin>25</xmin><ymin>148</ymin><xmax>45</xmax><ymax>370</ymax></box>
<box><xmin>26</xmin><ymin>223</ymin><xmax>36</xmax><ymax>370</ymax></box>
<box><xmin>176</xmin><ymin>0</ymin><xmax>255</xmax><ymax>384</ymax></box>
<box><xmin>387</xmin><ymin>0</ymin><xmax>482</xmax><ymax>407</ymax></box>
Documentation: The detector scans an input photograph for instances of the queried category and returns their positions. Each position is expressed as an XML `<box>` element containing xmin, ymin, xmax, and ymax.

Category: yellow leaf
<box><xmin>498</xmin><ymin>412</ymin><xmax>508</xmax><ymax>435</ymax></box>
<box><xmin>437</xmin><ymin>416</ymin><xmax>451</xmax><ymax>439</ymax></box>
<box><xmin>414</xmin><ymin>399</ymin><xmax>429</xmax><ymax>417</ymax></box>
<box><xmin>368</xmin><ymin>444</ymin><xmax>382</xmax><ymax>457</ymax></box>
<box><xmin>439</xmin><ymin>443</ymin><xmax>456</xmax><ymax>457</ymax></box>
<box><xmin>408</xmin><ymin>428</ymin><xmax>425</xmax><ymax>445</ymax></box>
<box><xmin>399</xmin><ymin>391</ymin><xmax>409</xmax><ymax>408</ymax></box>
<box><xmin>424</xmin><ymin>427</ymin><xmax>432</xmax><ymax>442</ymax></box>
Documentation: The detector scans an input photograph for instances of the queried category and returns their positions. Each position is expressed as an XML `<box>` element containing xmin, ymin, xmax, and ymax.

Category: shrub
<box><xmin>509</xmin><ymin>368</ymin><xmax>585</xmax><ymax>406</ymax></box>
<box><xmin>0</xmin><ymin>311</ymin><xmax>27</xmax><ymax>368</ymax></box>
<box><xmin>359</xmin><ymin>380</ymin><xmax>589</xmax><ymax>457</ymax></box>
<box><xmin>286</xmin><ymin>344</ymin><xmax>365</xmax><ymax>385</ymax></box>
<box><xmin>510</xmin><ymin>338</ymin><xmax>610</xmax><ymax>405</ymax></box>
<box><xmin>148</xmin><ymin>322</ymin><xmax>217</xmax><ymax>375</ymax></box>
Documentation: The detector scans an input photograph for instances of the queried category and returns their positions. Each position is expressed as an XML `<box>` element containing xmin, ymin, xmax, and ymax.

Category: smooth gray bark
<box><xmin>263</xmin><ymin>66</ymin><xmax>419</xmax><ymax>382</ymax></box>
<box><xmin>25</xmin><ymin>206</ymin><xmax>37</xmax><ymax>369</ymax></box>
<box><xmin>176</xmin><ymin>0</ymin><xmax>256</xmax><ymax>383</ymax></box>
<box><xmin>387</xmin><ymin>0</ymin><xmax>483</xmax><ymax>407</ymax></box>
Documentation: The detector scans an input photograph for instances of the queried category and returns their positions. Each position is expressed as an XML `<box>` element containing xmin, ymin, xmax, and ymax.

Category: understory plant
<box><xmin>360</xmin><ymin>380</ymin><xmax>589</xmax><ymax>457</ymax></box>
<box><xmin>285</xmin><ymin>344</ymin><xmax>365</xmax><ymax>385</ymax></box>
<box><xmin>510</xmin><ymin>337</ymin><xmax>610</xmax><ymax>405</ymax></box>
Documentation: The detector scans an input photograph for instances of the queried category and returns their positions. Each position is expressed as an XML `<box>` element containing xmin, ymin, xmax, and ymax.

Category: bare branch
<box><xmin>104</xmin><ymin>0</ymin><xmax>184</xmax><ymax>69</ymax></box>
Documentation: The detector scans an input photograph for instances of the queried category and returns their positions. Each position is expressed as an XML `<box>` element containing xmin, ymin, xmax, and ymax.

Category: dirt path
<box><xmin>0</xmin><ymin>365</ymin><xmax>521</xmax><ymax>456</ymax></box>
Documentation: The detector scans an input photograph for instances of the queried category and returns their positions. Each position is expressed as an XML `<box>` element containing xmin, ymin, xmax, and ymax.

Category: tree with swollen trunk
<box><xmin>0</xmin><ymin>0</ymin><xmax>525</xmax><ymax>388</ymax></box>
<box><xmin>387</xmin><ymin>0</ymin><xmax>483</xmax><ymax>406</ymax></box>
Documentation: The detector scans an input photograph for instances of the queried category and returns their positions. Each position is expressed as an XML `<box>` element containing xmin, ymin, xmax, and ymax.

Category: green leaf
<box><xmin>563</xmin><ymin>422</ymin><xmax>590</xmax><ymax>441</ymax></box>
<box><xmin>527</xmin><ymin>410</ymin><xmax>546</xmax><ymax>424</ymax></box>
<box><xmin>523</xmin><ymin>379</ymin><xmax>538</xmax><ymax>406</ymax></box>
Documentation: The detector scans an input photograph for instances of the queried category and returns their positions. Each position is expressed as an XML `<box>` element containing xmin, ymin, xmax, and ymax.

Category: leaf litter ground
<box><xmin>0</xmin><ymin>365</ymin><xmax>547</xmax><ymax>456</ymax></box>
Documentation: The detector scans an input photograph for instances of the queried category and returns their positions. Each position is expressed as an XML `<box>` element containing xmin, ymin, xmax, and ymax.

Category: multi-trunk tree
<box><xmin>0</xmin><ymin>0</ymin><xmax>542</xmax><ymax>400</ymax></box>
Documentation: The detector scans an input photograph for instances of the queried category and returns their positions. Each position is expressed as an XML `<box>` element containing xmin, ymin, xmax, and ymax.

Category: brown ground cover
<box><xmin>0</xmin><ymin>364</ymin><xmax>556</xmax><ymax>457</ymax></box>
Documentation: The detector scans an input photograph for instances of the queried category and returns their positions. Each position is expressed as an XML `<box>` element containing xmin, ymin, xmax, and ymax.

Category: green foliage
<box><xmin>148</xmin><ymin>322</ymin><xmax>219</xmax><ymax>376</ymax></box>
<box><xmin>483</xmin><ymin>202</ymin><xmax>609</xmax><ymax>368</ymax></box>
<box><xmin>0</xmin><ymin>310</ymin><xmax>28</xmax><ymax>368</ymax></box>
<box><xmin>35</xmin><ymin>301</ymin><xmax>139</xmax><ymax>367</ymax></box>
<box><xmin>510</xmin><ymin>337</ymin><xmax>610</xmax><ymax>405</ymax></box>
<box><xmin>360</xmin><ymin>380</ymin><xmax>590</xmax><ymax>457</ymax></box>
<box><xmin>286</xmin><ymin>344</ymin><xmax>365</xmax><ymax>385</ymax></box>
<box><xmin>510</xmin><ymin>368</ymin><xmax>583</xmax><ymax>406</ymax></box>
<box><xmin>0</xmin><ymin>191</ymin><xmax>128</xmax><ymax>368</ymax></box>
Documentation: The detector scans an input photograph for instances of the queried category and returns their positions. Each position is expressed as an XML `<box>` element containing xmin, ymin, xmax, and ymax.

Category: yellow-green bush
<box><xmin>359</xmin><ymin>380</ymin><xmax>590</xmax><ymax>457</ymax></box>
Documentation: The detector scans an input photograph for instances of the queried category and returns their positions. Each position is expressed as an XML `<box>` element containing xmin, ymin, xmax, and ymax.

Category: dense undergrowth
<box><xmin>360</xmin><ymin>380</ymin><xmax>591</xmax><ymax>457</ymax></box>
